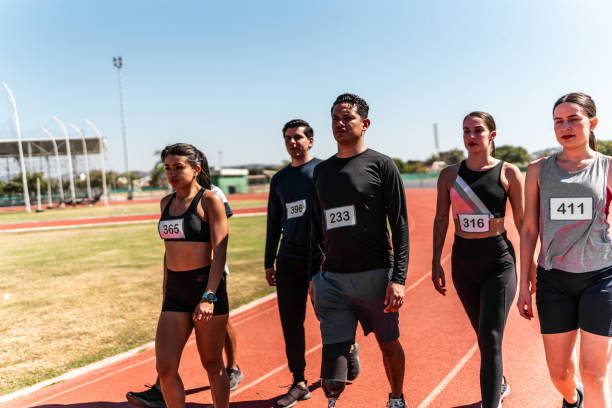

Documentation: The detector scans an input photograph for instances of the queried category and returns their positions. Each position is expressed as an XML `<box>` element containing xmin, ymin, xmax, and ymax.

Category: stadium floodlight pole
<box><xmin>53</xmin><ymin>116</ymin><xmax>76</xmax><ymax>204</ymax></box>
<box><xmin>113</xmin><ymin>56</ymin><xmax>132</xmax><ymax>200</ymax></box>
<box><xmin>41</xmin><ymin>126</ymin><xmax>65</xmax><ymax>205</ymax></box>
<box><xmin>2</xmin><ymin>82</ymin><xmax>30</xmax><ymax>213</ymax></box>
<box><xmin>433</xmin><ymin>123</ymin><xmax>440</xmax><ymax>155</ymax></box>
<box><xmin>84</xmin><ymin>119</ymin><xmax>109</xmax><ymax>206</ymax></box>
<box><xmin>70</xmin><ymin>124</ymin><xmax>92</xmax><ymax>202</ymax></box>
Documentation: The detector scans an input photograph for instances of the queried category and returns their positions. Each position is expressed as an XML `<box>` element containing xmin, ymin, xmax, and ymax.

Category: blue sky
<box><xmin>1</xmin><ymin>0</ymin><xmax>611</xmax><ymax>172</ymax></box>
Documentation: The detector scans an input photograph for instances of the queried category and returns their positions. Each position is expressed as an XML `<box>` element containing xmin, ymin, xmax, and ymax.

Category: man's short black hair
<box><xmin>282</xmin><ymin>119</ymin><xmax>314</xmax><ymax>139</ymax></box>
<box><xmin>331</xmin><ymin>93</ymin><xmax>369</xmax><ymax>119</ymax></box>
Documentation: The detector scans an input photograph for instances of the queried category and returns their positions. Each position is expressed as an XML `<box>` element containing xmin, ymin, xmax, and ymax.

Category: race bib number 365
<box><xmin>458</xmin><ymin>214</ymin><xmax>490</xmax><ymax>233</ymax></box>
<box><xmin>325</xmin><ymin>205</ymin><xmax>356</xmax><ymax>230</ymax></box>
<box><xmin>550</xmin><ymin>197</ymin><xmax>593</xmax><ymax>220</ymax></box>
<box><xmin>159</xmin><ymin>219</ymin><xmax>185</xmax><ymax>239</ymax></box>
<box><xmin>286</xmin><ymin>199</ymin><xmax>306</xmax><ymax>219</ymax></box>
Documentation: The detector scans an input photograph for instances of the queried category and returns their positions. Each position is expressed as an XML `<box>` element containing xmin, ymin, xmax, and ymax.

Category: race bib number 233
<box><xmin>325</xmin><ymin>205</ymin><xmax>356</xmax><ymax>230</ymax></box>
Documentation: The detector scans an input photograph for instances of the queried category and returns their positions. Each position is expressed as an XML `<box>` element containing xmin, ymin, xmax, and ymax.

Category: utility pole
<box><xmin>113</xmin><ymin>56</ymin><xmax>132</xmax><ymax>200</ymax></box>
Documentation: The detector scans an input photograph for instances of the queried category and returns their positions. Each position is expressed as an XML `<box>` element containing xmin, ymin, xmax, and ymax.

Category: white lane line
<box><xmin>231</xmin><ymin>343</ymin><xmax>323</xmax><ymax>397</ymax></box>
<box><xmin>416</xmin><ymin>342</ymin><xmax>478</xmax><ymax>408</ymax></box>
<box><xmin>1</xmin><ymin>212</ymin><xmax>266</xmax><ymax>233</ymax></box>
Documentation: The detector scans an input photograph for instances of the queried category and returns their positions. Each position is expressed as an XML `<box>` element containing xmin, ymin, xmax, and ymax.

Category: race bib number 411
<box><xmin>550</xmin><ymin>197</ymin><xmax>593</xmax><ymax>220</ymax></box>
<box><xmin>458</xmin><ymin>214</ymin><xmax>490</xmax><ymax>233</ymax></box>
<box><xmin>325</xmin><ymin>205</ymin><xmax>356</xmax><ymax>230</ymax></box>
<box><xmin>286</xmin><ymin>199</ymin><xmax>306</xmax><ymax>219</ymax></box>
<box><xmin>159</xmin><ymin>219</ymin><xmax>186</xmax><ymax>239</ymax></box>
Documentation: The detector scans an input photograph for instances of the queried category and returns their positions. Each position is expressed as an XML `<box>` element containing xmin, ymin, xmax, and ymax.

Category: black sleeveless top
<box><xmin>455</xmin><ymin>161</ymin><xmax>507</xmax><ymax>218</ymax></box>
<box><xmin>158</xmin><ymin>188</ymin><xmax>211</xmax><ymax>242</ymax></box>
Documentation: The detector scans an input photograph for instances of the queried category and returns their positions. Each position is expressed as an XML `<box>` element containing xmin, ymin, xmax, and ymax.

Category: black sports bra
<box><xmin>450</xmin><ymin>160</ymin><xmax>508</xmax><ymax>219</ymax></box>
<box><xmin>158</xmin><ymin>188</ymin><xmax>211</xmax><ymax>242</ymax></box>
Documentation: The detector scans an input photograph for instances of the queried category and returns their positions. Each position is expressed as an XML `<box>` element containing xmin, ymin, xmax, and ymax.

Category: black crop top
<box><xmin>450</xmin><ymin>160</ymin><xmax>507</xmax><ymax>219</ymax></box>
<box><xmin>158</xmin><ymin>188</ymin><xmax>211</xmax><ymax>242</ymax></box>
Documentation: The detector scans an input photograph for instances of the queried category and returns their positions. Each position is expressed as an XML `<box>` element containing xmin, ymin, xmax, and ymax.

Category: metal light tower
<box><xmin>2</xmin><ymin>82</ymin><xmax>30</xmax><ymax>212</ymax></box>
<box><xmin>113</xmin><ymin>56</ymin><xmax>132</xmax><ymax>200</ymax></box>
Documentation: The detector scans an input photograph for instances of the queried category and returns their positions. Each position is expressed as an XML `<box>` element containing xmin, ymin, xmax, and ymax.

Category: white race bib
<box><xmin>286</xmin><ymin>199</ymin><xmax>306</xmax><ymax>219</ymax></box>
<box><xmin>458</xmin><ymin>214</ymin><xmax>490</xmax><ymax>233</ymax></box>
<box><xmin>159</xmin><ymin>219</ymin><xmax>186</xmax><ymax>239</ymax></box>
<box><xmin>550</xmin><ymin>197</ymin><xmax>593</xmax><ymax>220</ymax></box>
<box><xmin>325</xmin><ymin>205</ymin><xmax>356</xmax><ymax>230</ymax></box>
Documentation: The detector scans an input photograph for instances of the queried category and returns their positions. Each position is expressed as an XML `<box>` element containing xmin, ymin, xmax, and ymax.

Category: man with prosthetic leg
<box><xmin>309</xmin><ymin>94</ymin><xmax>410</xmax><ymax>408</ymax></box>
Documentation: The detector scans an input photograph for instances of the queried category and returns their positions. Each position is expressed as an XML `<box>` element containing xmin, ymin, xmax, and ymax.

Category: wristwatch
<box><xmin>201</xmin><ymin>291</ymin><xmax>217</xmax><ymax>303</ymax></box>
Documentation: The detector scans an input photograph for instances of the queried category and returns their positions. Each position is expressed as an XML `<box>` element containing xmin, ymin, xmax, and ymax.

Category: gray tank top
<box><xmin>538</xmin><ymin>152</ymin><xmax>612</xmax><ymax>272</ymax></box>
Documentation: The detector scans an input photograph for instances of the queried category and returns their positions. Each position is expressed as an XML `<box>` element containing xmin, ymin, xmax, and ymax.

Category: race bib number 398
<box><xmin>159</xmin><ymin>219</ymin><xmax>185</xmax><ymax>239</ymax></box>
<box><xmin>325</xmin><ymin>205</ymin><xmax>356</xmax><ymax>230</ymax></box>
<box><xmin>286</xmin><ymin>199</ymin><xmax>306</xmax><ymax>219</ymax></box>
<box><xmin>550</xmin><ymin>197</ymin><xmax>593</xmax><ymax>220</ymax></box>
<box><xmin>458</xmin><ymin>214</ymin><xmax>490</xmax><ymax>233</ymax></box>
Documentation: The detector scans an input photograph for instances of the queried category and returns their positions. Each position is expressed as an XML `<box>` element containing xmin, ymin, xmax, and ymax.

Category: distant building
<box><xmin>211</xmin><ymin>168</ymin><xmax>249</xmax><ymax>194</ymax></box>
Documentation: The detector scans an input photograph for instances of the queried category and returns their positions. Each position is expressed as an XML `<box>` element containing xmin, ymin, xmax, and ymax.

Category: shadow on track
<box><xmin>32</xmin><ymin>382</ymin><xmax>322</xmax><ymax>408</ymax></box>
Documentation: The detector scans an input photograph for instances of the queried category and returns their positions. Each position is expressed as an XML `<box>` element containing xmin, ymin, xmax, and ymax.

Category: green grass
<box><xmin>0</xmin><ymin>215</ymin><xmax>271</xmax><ymax>396</ymax></box>
<box><xmin>0</xmin><ymin>200</ymin><xmax>267</xmax><ymax>224</ymax></box>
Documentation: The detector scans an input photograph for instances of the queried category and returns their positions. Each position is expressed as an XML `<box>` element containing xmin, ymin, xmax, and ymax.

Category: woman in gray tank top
<box><xmin>519</xmin><ymin>93</ymin><xmax>612</xmax><ymax>408</ymax></box>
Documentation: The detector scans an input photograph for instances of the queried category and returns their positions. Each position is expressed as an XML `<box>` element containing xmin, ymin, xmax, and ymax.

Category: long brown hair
<box><xmin>553</xmin><ymin>92</ymin><xmax>598</xmax><ymax>151</ymax></box>
<box><xmin>463</xmin><ymin>111</ymin><xmax>496</xmax><ymax>157</ymax></box>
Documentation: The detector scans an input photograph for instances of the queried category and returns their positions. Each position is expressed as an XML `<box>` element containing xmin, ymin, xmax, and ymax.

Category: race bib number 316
<box><xmin>458</xmin><ymin>214</ymin><xmax>490</xmax><ymax>233</ymax></box>
<box><xmin>286</xmin><ymin>199</ymin><xmax>306</xmax><ymax>219</ymax></box>
<box><xmin>159</xmin><ymin>219</ymin><xmax>185</xmax><ymax>239</ymax></box>
<box><xmin>325</xmin><ymin>205</ymin><xmax>356</xmax><ymax>230</ymax></box>
<box><xmin>550</xmin><ymin>197</ymin><xmax>593</xmax><ymax>220</ymax></box>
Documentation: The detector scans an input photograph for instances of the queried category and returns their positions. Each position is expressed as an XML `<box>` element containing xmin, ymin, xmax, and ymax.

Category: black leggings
<box><xmin>451</xmin><ymin>233</ymin><xmax>517</xmax><ymax>408</ymax></box>
<box><xmin>276</xmin><ymin>255</ymin><xmax>310</xmax><ymax>383</ymax></box>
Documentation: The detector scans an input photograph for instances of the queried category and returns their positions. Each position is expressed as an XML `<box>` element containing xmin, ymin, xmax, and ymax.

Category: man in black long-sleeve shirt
<box><xmin>310</xmin><ymin>94</ymin><xmax>409</xmax><ymax>408</ymax></box>
<box><xmin>264</xmin><ymin>119</ymin><xmax>322</xmax><ymax>408</ymax></box>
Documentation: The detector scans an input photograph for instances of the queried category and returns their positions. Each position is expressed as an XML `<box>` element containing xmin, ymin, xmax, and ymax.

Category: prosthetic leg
<box><xmin>321</xmin><ymin>341</ymin><xmax>352</xmax><ymax>407</ymax></box>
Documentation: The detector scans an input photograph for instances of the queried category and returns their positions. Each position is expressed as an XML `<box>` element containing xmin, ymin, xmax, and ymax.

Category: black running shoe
<box><xmin>227</xmin><ymin>365</ymin><xmax>244</xmax><ymax>391</ymax></box>
<box><xmin>277</xmin><ymin>382</ymin><xmax>311</xmax><ymax>408</ymax></box>
<box><xmin>500</xmin><ymin>375</ymin><xmax>510</xmax><ymax>401</ymax></box>
<box><xmin>347</xmin><ymin>342</ymin><xmax>360</xmax><ymax>381</ymax></box>
<box><xmin>126</xmin><ymin>384</ymin><xmax>166</xmax><ymax>408</ymax></box>
<box><xmin>562</xmin><ymin>382</ymin><xmax>583</xmax><ymax>408</ymax></box>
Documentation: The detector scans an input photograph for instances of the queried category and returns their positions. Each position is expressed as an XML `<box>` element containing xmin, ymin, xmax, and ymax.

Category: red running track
<box><xmin>2</xmin><ymin>189</ymin><xmax>569</xmax><ymax>407</ymax></box>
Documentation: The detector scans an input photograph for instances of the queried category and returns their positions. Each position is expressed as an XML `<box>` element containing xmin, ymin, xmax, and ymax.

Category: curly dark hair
<box><xmin>282</xmin><ymin>119</ymin><xmax>314</xmax><ymax>139</ymax></box>
<box><xmin>331</xmin><ymin>93</ymin><xmax>369</xmax><ymax>119</ymax></box>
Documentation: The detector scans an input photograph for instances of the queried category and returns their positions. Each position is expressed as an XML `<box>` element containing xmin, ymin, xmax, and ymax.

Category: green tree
<box><xmin>495</xmin><ymin>145</ymin><xmax>530</xmax><ymax>164</ymax></box>
<box><xmin>427</xmin><ymin>148</ymin><xmax>465</xmax><ymax>165</ymax></box>
<box><xmin>597</xmin><ymin>140</ymin><xmax>612</xmax><ymax>156</ymax></box>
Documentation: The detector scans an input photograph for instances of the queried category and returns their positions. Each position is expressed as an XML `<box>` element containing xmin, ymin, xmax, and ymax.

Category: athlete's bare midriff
<box><xmin>165</xmin><ymin>241</ymin><xmax>212</xmax><ymax>271</ymax></box>
<box><xmin>453</xmin><ymin>217</ymin><xmax>507</xmax><ymax>239</ymax></box>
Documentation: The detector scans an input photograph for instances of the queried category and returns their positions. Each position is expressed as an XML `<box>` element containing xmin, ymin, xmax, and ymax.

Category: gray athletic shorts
<box><xmin>312</xmin><ymin>268</ymin><xmax>400</xmax><ymax>344</ymax></box>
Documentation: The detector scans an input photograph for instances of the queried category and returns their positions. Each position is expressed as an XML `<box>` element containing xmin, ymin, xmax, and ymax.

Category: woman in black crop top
<box><xmin>431</xmin><ymin>112</ymin><xmax>529</xmax><ymax>408</ymax></box>
<box><xmin>155</xmin><ymin>143</ymin><xmax>230</xmax><ymax>408</ymax></box>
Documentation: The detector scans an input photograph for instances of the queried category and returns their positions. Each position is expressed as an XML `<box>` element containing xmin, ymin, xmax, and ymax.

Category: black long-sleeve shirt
<box><xmin>309</xmin><ymin>149</ymin><xmax>409</xmax><ymax>284</ymax></box>
<box><xmin>264</xmin><ymin>158</ymin><xmax>322</xmax><ymax>268</ymax></box>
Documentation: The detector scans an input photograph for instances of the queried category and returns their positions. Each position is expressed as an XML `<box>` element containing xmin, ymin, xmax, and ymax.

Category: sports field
<box><xmin>0</xmin><ymin>210</ymin><xmax>270</xmax><ymax>396</ymax></box>
<box><xmin>1</xmin><ymin>189</ymin><xmax>581</xmax><ymax>408</ymax></box>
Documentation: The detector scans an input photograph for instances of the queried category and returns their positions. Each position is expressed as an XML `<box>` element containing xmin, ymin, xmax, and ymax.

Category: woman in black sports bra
<box><xmin>156</xmin><ymin>143</ymin><xmax>230</xmax><ymax>408</ymax></box>
<box><xmin>431</xmin><ymin>112</ymin><xmax>530</xmax><ymax>408</ymax></box>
